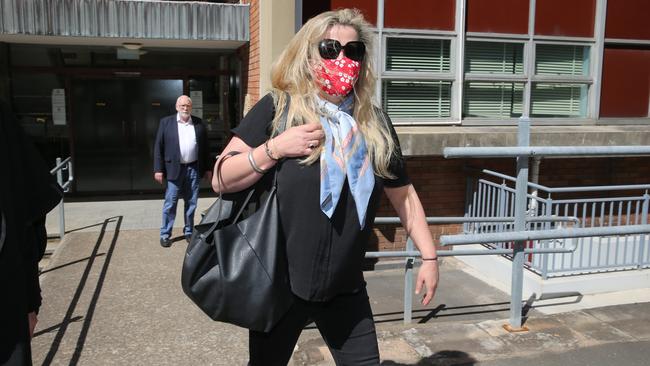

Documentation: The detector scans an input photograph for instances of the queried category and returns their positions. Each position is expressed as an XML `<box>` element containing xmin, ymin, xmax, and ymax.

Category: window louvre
<box><xmin>463</xmin><ymin>82</ymin><xmax>524</xmax><ymax>118</ymax></box>
<box><xmin>535</xmin><ymin>44</ymin><xmax>589</xmax><ymax>76</ymax></box>
<box><xmin>465</xmin><ymin>41</ymin><xmax>524</xmax><ymax>75</ymax></box>
<box><xmin>386</xmin><ymin>38</ymin><xmax>451</xmax><ymax>72</ymax></box>
<box><xmin>382</xmin><ymin>80</ymin><xmax>452</xmax><ymax>118</ymax></box>
<box><xmin>531</xmin><ymin>83</ymin><xmax>588</xmax><ymax>117</ymax></box>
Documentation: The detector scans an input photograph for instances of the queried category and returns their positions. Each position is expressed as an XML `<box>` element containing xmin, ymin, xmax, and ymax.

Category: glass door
<box><xmin>72</xmin><ymin>79</ymin><xmax>182</xmax><ymax>193</ymax></box>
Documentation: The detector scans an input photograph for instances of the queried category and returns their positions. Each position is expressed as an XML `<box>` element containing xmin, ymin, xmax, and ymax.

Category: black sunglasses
<box><xmin>318</xmin><ymin>39</ymin><xmax>366</xmax><ymax>62</ymax></box>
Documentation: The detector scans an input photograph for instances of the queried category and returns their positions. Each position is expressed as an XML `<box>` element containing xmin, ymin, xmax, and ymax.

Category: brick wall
<box><xmin>242</xmin><ymin>0</ymin><xmax>260</xmax><ymax>112</ymax></box>
<box><xmin>368</xmin><ymin>156</ymin><xmax>650</xmax><ymax>253</ymax></box>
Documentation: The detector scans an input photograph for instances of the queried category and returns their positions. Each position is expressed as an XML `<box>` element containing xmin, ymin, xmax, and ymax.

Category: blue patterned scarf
<box><xmin>318</xmin><ymin>96</ymin><xmax>375</xmax><ymax>228</ymax></box>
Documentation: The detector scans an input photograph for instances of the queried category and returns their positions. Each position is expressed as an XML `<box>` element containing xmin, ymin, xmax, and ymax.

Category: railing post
<box><xmin>638</xmin><ymin>193</ymin><xmax>649</xmax><ymax>269</ymax></box>
<box><xmin>464</xmin><ymin>175</ymin><xmax>474</xmax><ymax>233</ymax></box>
<box><xmin>56</xmin><ymin>157</ymin><xmax>65</xmax><ymax>240</ymax></box>
<box><xmin>507</xmin><ymin>117</ymin><xmax>530</xmax><ymax>331</ymax></box>
<box><xmin>404</xmin><ymin>237</ymin><xmax>415</xmax><ymax>324</ymax></box>
<box><xmin>498</xmin><ymin>181</ymin><xmax>507</xmax><ymax>238</ymax></box>
<box><xmin>541</xmin><ymin>196</ymin><xmax>553</xmax><ymax>279</ymax></box>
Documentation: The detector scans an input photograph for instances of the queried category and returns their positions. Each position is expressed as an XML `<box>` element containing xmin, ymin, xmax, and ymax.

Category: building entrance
<box><xmin>72</xmin><ymin>78</ymin><xmax>182</xmax><ymax>193</ymax></box>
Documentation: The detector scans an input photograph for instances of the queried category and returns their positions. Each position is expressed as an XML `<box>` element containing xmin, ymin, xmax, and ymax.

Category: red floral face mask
<box><xmin>315</xmin><ymin>57</ymin><xmax>361</xmax><ymax>97</ymax></box>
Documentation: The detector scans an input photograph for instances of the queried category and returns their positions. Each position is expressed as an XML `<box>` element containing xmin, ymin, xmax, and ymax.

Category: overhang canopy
<box><xmin>0</xmin><ymin>0</ymin><xmax>249</xmax><ymax>42</ymax></box>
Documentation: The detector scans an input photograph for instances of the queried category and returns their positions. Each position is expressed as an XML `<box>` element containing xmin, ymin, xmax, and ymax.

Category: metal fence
<box><xmin>465</xmin><ymin>168</ymin><xmax>650</xmax><ymax>278</ymax></box>
<box><xmin>50</xmin><ymin>157</ymin><xmax>73</xmax><ymax>240</ymax></box>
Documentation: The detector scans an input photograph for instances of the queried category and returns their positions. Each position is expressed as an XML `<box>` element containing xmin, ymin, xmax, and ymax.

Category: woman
<box><xmin>213</xmin><ymin>8</ymin><xmax>439</xmax><ymax>365</ymax></box>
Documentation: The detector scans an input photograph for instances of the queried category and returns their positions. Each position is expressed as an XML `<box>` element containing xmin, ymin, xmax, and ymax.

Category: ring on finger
<box><xmin>308</xmin><ymin>143</ymin><xmax>316</xmax><ymax>149</ymax></box>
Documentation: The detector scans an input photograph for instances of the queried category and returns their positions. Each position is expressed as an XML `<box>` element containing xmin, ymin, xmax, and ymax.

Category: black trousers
<box><xmin>0</xmin><ymin>314</ymin><xmax>32</xmax><ymax>366</ymax></box>
<box><xmin>249</xmin><ymin>288</ymin><xmax>379</xmax><ymax>366</ymax></box>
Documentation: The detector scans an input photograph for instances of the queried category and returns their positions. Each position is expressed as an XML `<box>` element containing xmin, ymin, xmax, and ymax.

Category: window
<box><xmin>386</xmin><ymin>38</ymin><xmax>450</xmax><ymax>72</ymax></box>
<box><xmin>381</xmin><ymin>36</ymin><xmax>454</xmax><ymax>121</ymax></box>
<box><xmin>531</xmin><ymin>44</ymin><xmax>590</xmax><ymax>118</ymax></box>
<box><xmin>463</xmin><ymin>41</ymin><xmax>525</xmax><ymax>119</ymax></box>
<box><xmin>383</xmin><ymin>80</ymin><xmax>452</xmax><ymax>118</ymax></box>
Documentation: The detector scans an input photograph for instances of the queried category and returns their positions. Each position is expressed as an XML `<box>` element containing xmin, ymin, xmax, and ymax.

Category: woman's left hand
<box><xmin>415</xmin><ymin>260</ymin><xmax>439</xmax><ymax>306</ymax></box>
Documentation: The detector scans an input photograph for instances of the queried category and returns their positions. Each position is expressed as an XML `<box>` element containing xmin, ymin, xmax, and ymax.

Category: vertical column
<box><xmin>403</xmin><ymin>237</ymin><xmax>414</xmax><ymax>324</ymax></box>
<box><xmin>375</xmin><ymin>0</ymin><xmax>384</xmax><ymax>104</ymax></box>
<box><xmin>507</xmin><ymin>116</ymin><xmax>530</xmax><ymax>331</ymax></box>
<box><xmin>590</xmin><ymin>0</ymin><xmax>608</xmax><ymax>119</ymax></box>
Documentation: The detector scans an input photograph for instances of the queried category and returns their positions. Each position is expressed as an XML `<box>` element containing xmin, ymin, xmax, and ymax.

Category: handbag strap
<box><xmin>198</xmin><ymin>95</ymin><xmax>291</xmax><ymax>244</ymax></box>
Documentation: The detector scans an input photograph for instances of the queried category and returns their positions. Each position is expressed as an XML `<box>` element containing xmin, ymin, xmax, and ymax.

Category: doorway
<box><xmin>72</xmin><ymin>79</ymin><xmax>182</xmax><ymax>193</ymax></box>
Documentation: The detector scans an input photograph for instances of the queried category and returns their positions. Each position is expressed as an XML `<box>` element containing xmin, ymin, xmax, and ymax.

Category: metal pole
<box><xmin>509</xmin><ymin>117</ymin><xmax>530</xmax><ymax>330</ymax></box>
<box><xmin>56</xmin><ymin>157</ymin><xmax>65</xmax><ymax>240</ymax></box>
<box><xmin>638</xmin><ymin>193</ymin><xmax>649</xmax><ymax>269</ymax></box>
<box><xmin>542</xmin><ymin>197</ymin><xmax>553</xmax><ymax>279</ymax></box>
<box><xmin>403</xmin><ymin>237</ymin><xmax>414</xmax><ymax>324</ymax></box>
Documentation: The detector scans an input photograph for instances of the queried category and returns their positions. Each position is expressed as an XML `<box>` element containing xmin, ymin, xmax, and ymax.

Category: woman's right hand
<box><xmin>271</xmin><ymin>122</ymin><xmax>324</xmax><ymax>158</ymax></box>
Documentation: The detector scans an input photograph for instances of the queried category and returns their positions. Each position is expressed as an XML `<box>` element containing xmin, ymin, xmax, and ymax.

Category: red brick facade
<box><xmin>242</xmin><ymin>0</ymin><xmax>260</xmax><ymax>112</ymax></box>
<box><xmin>370</xmin><ymin>156</ymin><xmax>650</xmax><ymax>253</ymax></box>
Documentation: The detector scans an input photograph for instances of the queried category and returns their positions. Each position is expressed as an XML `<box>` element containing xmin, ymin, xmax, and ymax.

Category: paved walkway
<box><xmin>34</xmin><ymin>199</ymin><xmax>650</xmax><ymax>365</ymax></box>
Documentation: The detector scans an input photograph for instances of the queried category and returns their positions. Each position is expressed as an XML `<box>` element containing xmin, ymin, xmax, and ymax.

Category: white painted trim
<box><xmin>454</xmin><ymin>0</ymin><xmax>466</xmax><ymax>122</ymax></box>
<box><xmin>533</xmin><ymin>35</ymin><xmax>595</xmax><ymax>43</ymax></box>
<box><xmin>376</xmin><ymin>0</ymin><xmax>384</xmax><ymax>105</ymax></box>
<box><xmin>522</xmin><ymin>0</ymin><xmax>536</xmax><ymax>118</ymax></box>
<box><xmin>381</xmin><ymin>28</ymin><xmax>457</xmax><ymax>36</ymax></box>
<box><xmin>604</xmin><ymin>38</ymin><xmax>650</xmax><ymax>45</ymax></box>
<box><xmin>587</xmin><ymin>0</ymin><xmax>607</xmax><ymax>119</ymax></box>
<box><xmin>466</xmin><ymin>32</ymin><xmax>529</xmax><ymax>40</ymax></box>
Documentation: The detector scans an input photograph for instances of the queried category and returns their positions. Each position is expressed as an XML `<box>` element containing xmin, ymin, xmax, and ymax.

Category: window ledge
<box><xmin>395</xmin><ymin>125</ymin><xmax>650</xmax><ymax>156</ymax></box>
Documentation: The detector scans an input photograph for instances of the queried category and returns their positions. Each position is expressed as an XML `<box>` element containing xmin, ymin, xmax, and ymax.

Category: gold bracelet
<box><xmin>247</xmin><ymin>150</ymin><xmax>268</xmax><ymax>174</ymax></box>
<box><xmin>422</xmin><ymin>257</ymin><xmax>438</xmax><ymax>261</ymax></box>
<box><xmin>264</xmin><ymin>139</ymin><xmax>279</xmax><ymax>161</ymax></box>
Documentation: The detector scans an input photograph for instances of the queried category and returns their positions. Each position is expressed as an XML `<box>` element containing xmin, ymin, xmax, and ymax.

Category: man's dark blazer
<box><xmin>153</xmin><ymin>114</ymin><xmax>212</xmax><ymax>181</ymax></box>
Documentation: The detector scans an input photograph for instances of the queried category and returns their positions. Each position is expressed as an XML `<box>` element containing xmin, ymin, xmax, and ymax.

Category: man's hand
<box><xmin>154</xmin><ymin>172</ymin><xmax>164</xmax><ymax>184</ymax></box>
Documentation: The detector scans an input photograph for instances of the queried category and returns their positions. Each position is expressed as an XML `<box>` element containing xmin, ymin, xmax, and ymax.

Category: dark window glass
<box><xmin>535</xmin><ymin>0</ymin><xmax>595</xmax><ymax>37</ymax></box>
<box><xmin>605</xmin><ymin>1</ymin><xmax>650</xmax><ymax>40</ymax></box>
<box><xmin>385</xmin><ymin>0</ymin><xmax>455</xmax><ymax>30</ymax></box>
<box><xmin>600</xmin><ymin>47</ymin><xmax>650</xmax><ymax>118</ymax></box>
<box><xmin>466</xmin><ymin>0</ymin><xmax>529</xmax><ymax>34</ymax></box>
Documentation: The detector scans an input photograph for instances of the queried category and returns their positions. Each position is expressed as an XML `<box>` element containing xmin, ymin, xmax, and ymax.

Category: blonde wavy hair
<box><xmin>269</xmin><ymin>8</ymin><xmax>397</xmax><ymax>178</ymax></box>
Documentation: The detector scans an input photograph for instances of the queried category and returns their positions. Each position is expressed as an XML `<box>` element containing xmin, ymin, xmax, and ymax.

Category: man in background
<box><xmin>153</xmin><ymin>95</ymin><xmax>212</xmax><ymax>248</ymax></box>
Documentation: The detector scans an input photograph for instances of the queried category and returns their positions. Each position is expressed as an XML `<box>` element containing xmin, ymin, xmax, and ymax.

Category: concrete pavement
<box><xmin>34</xmin><ymin>199</ymin><xmax>650</xmax><ymax>365</ymax></box>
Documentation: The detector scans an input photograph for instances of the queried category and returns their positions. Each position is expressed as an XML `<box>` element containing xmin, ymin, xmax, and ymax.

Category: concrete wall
<box><xmin>258</xmin><ymin>0</ymin><xmax>295</xmax><ymax>96</ymax></box>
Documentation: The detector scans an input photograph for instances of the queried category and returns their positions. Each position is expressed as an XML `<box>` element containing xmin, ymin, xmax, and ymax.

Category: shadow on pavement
<box><xmin>39</xmin><ymin>216</ymin><xmax>122</xmax><ymax>366</ymax></box>
<box><xmin>373</xmin><ymin>301</ymin><xmax>512</xmax><ymax>324</ymax></box>
<box><xmin>381</xmin><ymin>350</ymin><xmax>477</xmax><ymax>365</ymax></box>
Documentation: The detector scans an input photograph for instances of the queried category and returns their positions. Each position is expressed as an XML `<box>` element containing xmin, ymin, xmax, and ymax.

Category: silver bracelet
<box><xmin>247</xmin><ymin>150</ymin><xmax>268</xmax><ymax>174</ymax></box>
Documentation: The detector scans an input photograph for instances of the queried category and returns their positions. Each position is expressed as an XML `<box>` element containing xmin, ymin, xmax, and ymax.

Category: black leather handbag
<box><xmin>181</xmin><ymin>152</ymin><xmax>293</xmax><ymax>332</ymax></box>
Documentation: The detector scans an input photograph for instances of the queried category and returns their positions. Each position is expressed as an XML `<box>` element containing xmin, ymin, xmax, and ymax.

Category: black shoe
<box><xmin>185</xmin><ymin>234</ymin><xmax>192</xmax><ymax>243</ymax></box>
<box><xmin>160</xmin><ymin>238</ymin><xmax>172</xmax><ymax>248</ymax></box>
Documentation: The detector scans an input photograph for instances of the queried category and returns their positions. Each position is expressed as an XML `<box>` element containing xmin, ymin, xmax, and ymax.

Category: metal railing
<box><xmin>365</xmin><ymin>215</ymin><xmax>578</xmax><ymax>325</ymax></box>
<box><xmin>50</xmin><ymin>157</ymin><xmax>74</xmax><ymax>240</ymax></box>
<box><xmin>466</xmin><ymin>168</ymin><xmax>650</xmax><ymax>278</ymax></box>
<box><xmin>367</xmin><ymin>117</ymin><xmax>650</xmax><ymax>330</ymax></box>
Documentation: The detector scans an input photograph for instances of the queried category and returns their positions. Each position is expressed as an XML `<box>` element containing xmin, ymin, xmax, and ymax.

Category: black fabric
<box><xmin>249</xmin><ymin>287</ymin><xmax>379</xmax><ymax>366</ymax></box>
<box><xmin>181</xmin><ymin>152</ymin><xmax>293</xmax><ymax>333</ymax></box>
<box><xmin>232</xmin><ymin>94</ymin><xmax>409</xmax><ymax>301</ymax></box>
<box><xmin>0</xmin><ymin>101</ymin><xmax>62</xmax><ymax>363</ymax></box>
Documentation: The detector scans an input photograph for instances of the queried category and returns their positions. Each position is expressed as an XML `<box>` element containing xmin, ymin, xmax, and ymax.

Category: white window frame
<box><xmin>462</xmin><ymin>37</ymin><xmax>528</xmax><ymax>122</ymax></box>
<box><xmin>461</xmin><ymin>36</ymin><xmax>596</xmax><ymax>125</ymax></box>
<box><xmin>379</xmin><ymin>31</ymin><xmax>458</xmax><ymax>124</ymax></box>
